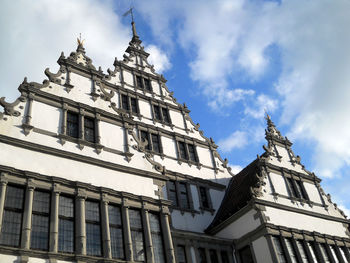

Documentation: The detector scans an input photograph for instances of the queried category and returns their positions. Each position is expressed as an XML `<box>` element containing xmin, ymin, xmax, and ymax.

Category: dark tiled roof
<box><xmin>206</xmin><ymin>158</ymin><xmax>261</xmax><ymax>233</ymax></box>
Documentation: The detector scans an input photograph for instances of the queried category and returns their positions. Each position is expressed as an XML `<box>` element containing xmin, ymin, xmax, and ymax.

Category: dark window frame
<box><xmin>285</xmin><ymin>176</ymin><xmax>309</xmax><ymax>201</ymax></box>
<box><xmin>166</xmin><ymin>180</ymin><xmax>193</xmax><ymax>210</ymax></box>
<box><xmin>152</xmin><ymin>104</ymin><xmax>171</xmax><ymax>125</ymax></box>
<box><xmin>198</xmin><ymin>186</ymin><xmax>212</xmax><ymax>210</ymax></box>
<box><xmin>139</xmin><ymin>129</ymin><xmax>162</xmax><ymax>154</ymax></box>
<box><xmin>58</xmin><ymin>195</ymin><xmax>75</xmax><ymax>253</ymax></box>
<box><xmin>108</xmin><ymin>204</ymin><xmax>125</xmax><ymax>259</ymax></box>
<box><xmin>85</xmin><ymin>200</ymin><xmax>102</xmax><ymax>257</ymax></box>
<box><xmin>66</xmin><ymin>110</ymin><xmax>97</xmax><ymax>144</ymax></box>
<box><xmin>120</xmin><ymin>93</ymin><xmax>139</xmax><ymax>114</ymax></box>
<box><xmin>176</xmin><ymin>140</ymin><xmax>199</xmax><ymax>163</ymax></box>
<box><xmin>135</xmin><ymin>75</ymin><xmax>153</xmax><ymax>92</ymax></box>
<box><xmin>129</xmin><ymin>209</ymin><xmax>146</xmax><ymax>262</ymax></box>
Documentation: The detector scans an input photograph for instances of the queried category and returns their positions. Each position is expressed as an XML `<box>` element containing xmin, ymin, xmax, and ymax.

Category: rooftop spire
<box><xmin>265</xmin><ymin>113</ymin><xmax>284</xmax><ymax>141</ymax></box>
<box><xmin>123</xmin><ymin>7</ymin><xmax>141</xmax><ymax>44</ymax></box>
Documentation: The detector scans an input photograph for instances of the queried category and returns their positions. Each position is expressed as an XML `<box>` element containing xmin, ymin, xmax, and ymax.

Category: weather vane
<box><xmin>123</xmin><ymin>7</ymin><xmax>134</xmax><ymax>22</ymax></box>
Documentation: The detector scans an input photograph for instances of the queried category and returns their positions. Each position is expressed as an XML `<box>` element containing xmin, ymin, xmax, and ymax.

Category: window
<box><xmin>306</xmin><ymin>242</ymin><xmax>318</xmax><ymax>262</ymax></box>
<box><xmin>139</xmin><ymin>130</ymin><xmax>162</xmax><ymax>153</ymax></box>
<box><xmin>149</xmin><ymin>213</ymin><xmax>165</xmax><ymax>263</ymax></box>
<box><xmin>221</xmin><ymin>251</ymin><xmax>230</xmax><ymax>263</ymax></box>
<box><xmin>129</xmin><ymin>209</ymin><xmax>145</xmax><ymax>261</ymax></box>
<box><xmin>319</xmin><ymin>243</ymin><xmax>331</xmax><ymax>263</ymax></box>
<box><xmin>31</xmin><ymin>191</ymin><xmax>50</xmax><ymax>251</ymax></box>
<box><xmin>168</xmin><ymin>181</ymin><xmax>178</xmax><ymax>207</ymax></box>
<box><xmin>135</xmin><ymin>75</ymin><xmax>152</xmax><ymax>91</ymax></box>
<box><xmin>177</xmin><ymin>141</ymin><xmax>198</xmax><ymax>162</ymax></box>
<box><xmin>198</xmin><ymin>248</ymin><xmax>207</xmax><ymax>263</ymax></box>
<box><xmin>285</xmin><ymin>177</ymin><xmax>308</xmax><ymax>200</ymax></box>
<box><xmin>84</xmin><ymin>117</ymin><xmax>95</xmax><ymax>143</ymax></box>
<box><xmin>0</xmin><ymin>185</ymin><xmax>24</xmax><ymax>247</ymax></box>
<box><xmin>295</xmin><ymin>240</ymin><xmax>308</xmax><ymax>263</ymax></box>
<box><xmin>272</xmin><ymin>236</ymin><xmax>287</xmax><ymax>263</ymax></box>
<box><xmin>85</xmin><ymin>201</ymin><xmax>102</xmax><ymax>256</ymax></box>
<box><xmin>108</xmin><ymin>205</ymin><xmax>124</xmax><ymax>259</ymax></box>
<box><xmin>152</xmin><ymin>105</ymin><xmax>171</xmax><ymax>124</ymax></box>
<box><xmin>209</xmin><ymin>249</ymin><xmax>218</xmax><ymax>263</ymax></box>
<box><xmin>177</xmin><ymin>245</ymin><xmax>187</xmax><ymax>263</ymax></box>
<box><xmin>285</xmin><ymin>238</ymin><xmax>298</xmax><ymax>263</ymax></box>
<box><xmin>121</xmin><ymin>94</ymin><xmax>139</xmax><ymax>114</ymax></box>
<box><xmin>199</xmin><ymin>186</ymin><xmax>210</xmax><ymax>209</ymax></box>
<box><xmin>179</xmin><ymin>182</ymin><xmax>190</xmax><ymax>209</ymax></box>
<box><xmin>67</xmin><ymin>112</ymin><xmax>79</xmax><ymax>138</ymax></box>
<box><xmin>58</xmin><ymin>196</ymin><xmax>74</xmax><ymax>253</ymax></box>
<box><xmin>330</xmin><ymin>245</ymin><xmax>340</xmax><ymax>263</ymax></box>
<box><xmin>239</xmin><ymin>246</ymin><xmax>254</xmax><ymax>263</ymax></box>
<box><xmin>339</xmin><ymin>247</ymin><xmax>348</xmax><ymax>262</ymax></box>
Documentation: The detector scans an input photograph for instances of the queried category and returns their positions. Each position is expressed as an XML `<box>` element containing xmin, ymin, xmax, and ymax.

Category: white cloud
<box><xmin>145</xmin><ymin>45</ymin><xmax>171</xmax><ymax>73</ymax></box>
<box><xmin>244</xmin><ymin>94</ymin><xmax>278</xmax><ymax>119</ymax></box>
<box><xmin>228</xmin><ymin>164</ymin><xmax>243</xmax><ymax>175</ymax></box>
<box><xmin>218</xmin><ymin>131</ymin><xmax>248</xmax><ymax>153</ymax></box>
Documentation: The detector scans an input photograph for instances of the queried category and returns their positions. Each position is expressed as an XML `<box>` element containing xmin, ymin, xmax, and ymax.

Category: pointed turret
<box><xmin>125</xmin><ymin>20</ymin><xmax>150</xmax><ymax>58</ymax></box>
<box><xmin>264</xmin><ymin>113</ymin><xmax>292</xmax><ymax>147</ymax></box>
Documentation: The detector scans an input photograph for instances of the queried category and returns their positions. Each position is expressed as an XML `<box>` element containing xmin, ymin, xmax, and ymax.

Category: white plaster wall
<box><xmin>265</xmin><ymin>206</ymin><xmax>349</xmax><ymax>237</ymax></box>
<box><xmin>170</xmin><ymin>110</ymin><xmax>184</xmax><ymax>129</ymax></box>
<box><xmin>139</xmin><ymin>100</ymin><xmax>152</xmax><ymax>119</ymax></box>
<box><xmin>304</xmin><ymin>182</ymin><xmax>322</xmax><ymax>204</ymax></box>
<box><xmin>0</xmin><ymin>142</ymin><xmax>158</xmax><ymax>198</ymax></box>
<box><xmin>210</xmin><ymin>189</ymin><xmax>226</xmax><ymax>213</ymax></box>
<box><xmin>269</xmin><ymin>172</ymin><xmax>288</xmax><ymax>196</ymax></box>
<box><xmin>70</xmin><ymin>72</ymin><xmax>92</xmax><ymax>98</ymax></box>
<box><xmin>150</xmin><ymin>80</ymin><xmax>160</xmax><ymax>95</ymax></box>
<box><xmin>106</xmin><ymin>71</ymin><xmax>121</xmax><ymax>86</ymax></box>
<box><xmin>196</xmin><ymin>147</ymin><xmax>213</xmax><ymax>168</ymax></box>
<box><xmin>123</xmin><ymin>70</ymin><xmax>134</xmax><ymax>86</ymax></box>
<box><xmin>0</xmin><ymin>255</ymin><xmax>20</xmax><ymax>263</ymax></box>
<box><xmin>216</xmin><ymin>209</ymin><xmax>261</xmax><ymax>240</ymax></box>
<box><xmin>100</xmin><ymin>121</ymin><xmax>124</xmax><ymax>151</ymax></box>
<box><xmin>252</xmin><ymin>236</ymin><xmax>273</xmax><ymax>263</ymax></box>
<box><xmin>191</xmin><ymin>185</ymin><xmax>200</xmax><ymax>210</ymax></box>
<box><xmin>171</xmin><ymin>209</ymin><xmax>215</xmax><ymax>232</ymax></box>
<box><xmin>161</xmin><ymin>137</ymin><xmax>177</xmax><ymax>158</ymax></box>
<box><xmin>31</xmin><ymin>101</ymin><xmax>60</xmax><ymax>133</ymax></box>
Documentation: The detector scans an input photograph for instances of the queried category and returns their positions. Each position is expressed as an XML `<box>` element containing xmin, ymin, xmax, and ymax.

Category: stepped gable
<box><xmin>0</xmin><ymin>22</ymin><xmax>233</xmax><ymax>178</ymax></box>
<box><xmin>206</xmin><ymin>114</ymin><xmax>349</xmax><ymax>234</ymax></box>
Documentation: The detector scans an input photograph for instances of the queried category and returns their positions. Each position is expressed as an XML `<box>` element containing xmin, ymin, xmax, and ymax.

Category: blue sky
<box><xmin>1</xmin><ymin>0</ymin><xmax>349</xmax><ymax>216</ymax></box>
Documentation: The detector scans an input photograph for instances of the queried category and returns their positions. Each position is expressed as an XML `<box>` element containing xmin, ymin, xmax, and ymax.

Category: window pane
<box><xmin>198</xmin><ymin>248</ymin><xmax>207</xmax><ymax>263</ymax></box>
<box><xmin>210</xmin><ymin>250</ymin><xmax>218</xmax><ymax>263</ymax></box>
<box><xmin>239</xmin><ymin>246</ymin><xmax>254</xmax><ymax>263</ymax></box>
<box><xmin>150</xmin><ymin>214</ymin><xmax>164</xmax><ymax>263</ymax></box>
<box><xmin>144</xmin><ymin>79</ymin><xmax>152</xmax><ymax>91</ymax></box>
<box><xmin>131</xmin><ymin>230</ymin><xmax>145</xmax><ymax>261</ymax></box>
<box><xmin>295</xmin><ymin>180</ymin><xmax>306</xmax><ymax>199</ymax></box>
<box><xmin>179</xmin><ymin>183</ymin><xmax>190</xmax><ymax>209</ymax></box>
<box><xmin>188</xmin><ymin>144</ymin><xmax>197</xmax><ymax>162</ymax></box>
<box><xmin>307</xmin><ymin>242</ymin><xmax>318</xmax><ymax>262</ymax></box>
<box><xmin>121</xmin><ymin>94</ymin><xmax>129</xmax><ymax>110</ymax></box>
<box><xmin>285</xmin><ymin>238</ymin><xmax>298</xmax><ymax>263</ymax></box>
<box><xmin>31</xmin><ymin>214</ymin><xmax>49</xmax><ymax>250</ymax></box>
<box><xmin>67</xmin><ymin>112</ymin><xmax>79</xmax><ymax>138</ymax></box>
<box><xmin>5</xmin><ymin>186</ymin><xmax>24</xmax><ymax>209</ymax></box>
<box><xmin>109</xmin><ymin>205</ymin><xmax>122</xmax><ymax>226</ymax></box>
<box><xmin>131</xmin><ymin>98</ymin><xmax>138</xmax><ymax>113</ymax></box>
<box><xmin>200</xmin><ymin>187</ymin><xmax>209</xmax><ymax>208</ymax></box>
<box><xmin>33</xmin><ymin>191</ymin><xmax>50</xmax><ymax>213</ymax></box>
<box><xmin>296</xmin><ymin>240</ymin><xmax>308</xmax><ymax>263</ymax></box>
<box><xmin>154</xmin><ymin>105</ymin><xmax>161</xmax><ymax>120</ymax></box>
<box><xmin>339</xmin><ymin>247</ymin><xmax>348</xmax><ymax>262</ymax></box>
<box><xmin>273</xmin><ymin>237</ymin><xmax>287</xmax><ymax>263</ymax></box>
<box><xmin>152</xmin><ymin>134</ymin><xmax>160</xmax><ymax>153</ymax></box>
<box><xmin>84</xmin><ymin>117</ymin><xmax>95</xmax><ymax>143</ymax></box>
<box><xmin>0</xmin><ymin>210</ymin><xmax>22</xmax><ymax>247</ymax></box>
<box><xmin>168</xmin><ymin>181</ymin><xmax>178</xmax><ymax>207</ymax></box>
<box><xmin>136</xmin><ymin>76</ymin><xmax>143</xmax><ymax>88</ymax></box>
<box><xmin>58</xmin><ymin>219</ymin><xmax>74</xmax><ymax>253</ymax></box>
<box><xmin>162</xmin><ymin>108</ymin><xmax>170</xmax><ymax>123</ymax></box>
<box><xmin>221</xmin><ymin>251</ymin><xmax>230</xmax><ymax>263</ymax></box>
<box><xmin>140</xmin><ymin>131</ymin><xmax>151</xmax><ymax>150</ymax></box>
<box><xmin>85</xmin><ymin>201</ymin><xmax>100</xmax><ymax>222</ymax></box>
<box><xmin>177</xmin><ymin>245</ymin><xmax>187</xmax><ymax>263</ymax></box>
<box><xmin>110</xmin><ymin>227</ymin><xmax>124</xmax><ymax>259</ymax></box>
<box><xmin>129</xmin><ymin>209</ymin><xmax>142</xmax><ymax>229</ymax></box>
<box><xmin>59</xmin><ymin>196</ymin><xmax>74</xmax><ymax>218</ymax></box>
<box><xmin>286</xmin><ymin>178</ymin><xmax>297</xmax><ymax>198</ymax></box>
<box><xmin>330</xmin><ymin>245</ymin><xmax>340</xmax><ymax>263</ymax></box>
<box><xmin>178</xmin><ymin>142</ymin><xmax>187</xmax><ymax>159</ymax></box>
<box><xmin>86</xmin><ymin>223</ymin><xmax>102</xmax><ymax>256</ymax></box>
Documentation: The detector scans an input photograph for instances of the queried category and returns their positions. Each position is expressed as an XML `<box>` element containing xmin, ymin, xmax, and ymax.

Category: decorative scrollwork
<box><xmin>0</xmin><ymin>94</ymin><xmax>27</xmax><ymax>117</ymax></box>
<box><xmin>44</xmin><ymin>66</ymin><xmax>66</xmax><ymax>85</ymax></box>
<box><xmin>96</xmin><ymin>81</ymin><xmax>114</xmax><ymax>101</ymax></box>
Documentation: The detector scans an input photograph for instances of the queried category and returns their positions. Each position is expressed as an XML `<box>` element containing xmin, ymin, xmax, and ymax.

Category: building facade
<box><xmin>0</xmin><ymin>23</ymin><xmax>349</xmax><ymax>263</ymax></box>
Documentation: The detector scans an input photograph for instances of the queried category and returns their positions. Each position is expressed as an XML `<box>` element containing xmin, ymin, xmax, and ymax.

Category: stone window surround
<box><xmin>281</xmin><ymin>170</ymin><xmax>310</xmax><ymax>203</ymax></box>
<box><xmin>59</xmin><ymin>103</ymin><xmax>103</xmax><ymax>153</ymax></box>
<box><xmin>118</xmin><ymin>90</ymin><xmax>142</xmax><ymax>118</ymax></box>
<box><xmin>175</xmin><ymin>136</ymin><xmax>200</xmax><ymax>167</ymax></box>
<box><xmin>133</xmin><ymin>73</ymin><xmax>153</xmax><ymax>93</ymax></box>
<box><xmin>137</xmin><ymin>125</ymin><xmax>164</xmax><ymax>157</ymax></box>
<box><xmin>265</xmin><ymin>225</ymin><xmax>350</xmax><ymax>263</ymax></box>
<box><xmin>150</xmin><ymin>100</ymin><xmax>173</xmax><ymax>127</ymax></box>
<box><xmin>196</xmin><ymin>184</ymin><xmax>215</xmax><ymax>214</ymax></box>
<box><xmin>0</xmin><ymin>171</ymin><xmax>175</xmax><ymax>263</ymax></box>
<box><xmin>166</xmin><ymin>179</ymin><xmax>195</xmax><ymax>214</ymax></box>
<box><xmin>172</xmin><ymin>236</ymin><xmax>233</xmax><ymax>263</ymax></box>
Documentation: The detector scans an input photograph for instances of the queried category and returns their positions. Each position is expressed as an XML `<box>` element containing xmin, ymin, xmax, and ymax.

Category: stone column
<box><xmin>76</xmin><ymin>189</ymin><xmax>87</xmax><ymax>255</ymax></box>
<box><xmin>122</xmin><ymin>198</ymin><xmax>133</xmax><ymax>261</ymax></box>
<box><xmin>61</xmin><ymin>103</ymin><xmax>68</xmax><ymax>135</ymax></box>
<box><xmin>95</xmin><ymin>113</ymin><xmax>101</xmax><ymax>145</ymax></box>
<box><xmin>79</xmin><ymin>109</ymin><xmax>85</xmax><ymax>140</ymax></box>
<box><xmin>205</xmin><ymin>248</ymin><xmax>212</xmax><ymax>263</ymax></box>
<box><xmin>21</xmin><ymin>179</ymin><xmax>35</xmax><ymax>249</ymax></box>
<box><xmin>184</xmin><ymin>241</ymin><xmax>193</xmax><ymax>263</ymax></box>
<box><xmin>49</xmin><ymin>184</ymin><xmax>60</xmax><ymax>252</ymax></box>
<box><xmin>0</xmin><ymin>173</ymin><xmax>8</xmax><ymax>232</ymax></box>
<box><xmin>142</xmin><ymin>204</ymin><xmax>154</xmax><ymax>263</ymax></box>
<box><xmin>160</xmin><ymin>206</ymin><xmax>175</xmax><ymax>263</ymax></box>
<box><xmin>101</xmin><ymin>194</ymin><xmax>112</xmax><ymax>259</ymax></box>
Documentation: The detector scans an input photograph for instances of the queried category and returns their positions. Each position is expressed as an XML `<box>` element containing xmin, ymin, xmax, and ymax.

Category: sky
<box><xmin>0</xmin><ymin>0</ymin><xmax>349</xmax><ymax>216</ymax></box>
